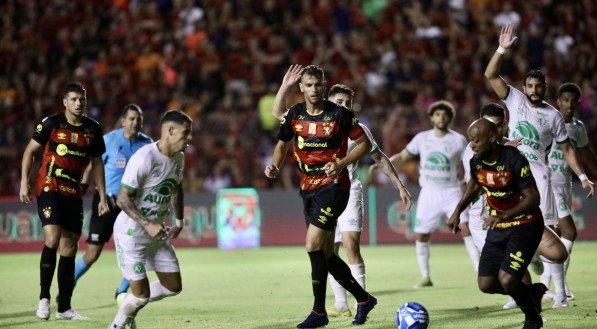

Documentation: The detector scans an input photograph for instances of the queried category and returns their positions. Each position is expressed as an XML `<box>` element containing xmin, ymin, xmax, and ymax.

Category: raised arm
<box><xmin>484</xmin><ymin>23</ymin><xmax>517</xmax><ymax>99</ymax></box>
<box><xmin>272</xmin><ymin>65</ymin><xmax>304</xmax><ymax>120</ymax></box>
<box><xmin>19</xmin><ymin>139</ymin><xmax>43</xmax><ymax>203</ymax></box>
<box><xmin>447</xmin><ymin>178</ymin><xmax>482</xmax><ymax>234</ymax></box>
<box><xmin>116</xmin><ymin>186</ymin><xmax>167</xmax><ymax>240</ymax></box>
<box><xmin>560</xmin><ymin>142</ymin><xmax>595</xmax><ymax>197</ymax></box>
<box><xmin>371</xmin><ymin>150</ymin><xmax>412</xmax><ymax>210</ymax></box>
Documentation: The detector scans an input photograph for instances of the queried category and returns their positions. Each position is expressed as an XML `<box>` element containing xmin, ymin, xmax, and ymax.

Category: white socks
<box><xmin>148</xmin><ymin>280</ymin><xmax>179</xmax><ymax>302</ymax></box>
<box><xmin>329</xmin><ymin>262</ymin><xmax>366</xmax><ymax>310</ymax></box>
<box><xmin>415</xmin><ymin>241</ymin><xmax>430</xmax><ymax>279</ymax></box>
<box><xmin>462</xmin><ymin>235</ymin><xmax>480</xmax><ymax>272</ymax></box>
<box><xmin>113</xmin><ymin>293</ymin><xmax>148</xmax><ymax>326</ymax></box>
<box><xmin>561</xmin><ymin>238</ymin><xmax>574</xmax><ymax>292</ymax></box>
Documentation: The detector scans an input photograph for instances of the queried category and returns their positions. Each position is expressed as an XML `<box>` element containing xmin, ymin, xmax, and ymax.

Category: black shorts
<box><xmin>37</xmin><ymin>191</ymin><xmax>83</xmax><ymax>235</ymax></box>
<box><xmin>86</xmin><ymin>191</ymin><xmax>120</xmax><ymax>245</ymax></box>
<box><xmin>302</xmin><ymin>185</ymin><xmax>349</xmax><ymax>232</ymax></box>
<box><xmin>478</xmin><ymin>218</ymin><xmax>544</xmax><ymax>279</ymax></box>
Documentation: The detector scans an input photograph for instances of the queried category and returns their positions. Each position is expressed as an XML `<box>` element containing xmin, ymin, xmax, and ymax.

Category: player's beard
<box><xmin>526</xmin><ymin>94</ymin><xmax>544</xmax><ymax>106</ymax></box>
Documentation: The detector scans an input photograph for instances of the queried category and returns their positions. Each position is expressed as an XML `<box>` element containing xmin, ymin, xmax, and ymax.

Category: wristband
<box><xmin>496</xmin><ymin>46</ymin><xmax>506</xmax><ymax>54</ymax></box>
<box><xmin>579</xmin><ymin>173</ymin><xmax>588</xmax><ymax>182</ymax></box>
<box><xmin>175</xmin><ymin>218</ymin><xmax>184</xmax><ymax>228</ymax></box>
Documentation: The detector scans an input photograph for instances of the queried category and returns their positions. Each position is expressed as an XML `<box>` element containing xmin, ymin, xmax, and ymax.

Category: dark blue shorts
<box><xmin>86</xmin><ymin>191</ymin><xmax>120</xmax><ymax>245</ymax></box>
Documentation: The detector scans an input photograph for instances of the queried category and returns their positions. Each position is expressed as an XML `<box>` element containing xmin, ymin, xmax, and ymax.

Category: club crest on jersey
<box><xmin>42</xmin><ymin>207</ymin><xmax>52</xmax><ymax>219</ymax></box>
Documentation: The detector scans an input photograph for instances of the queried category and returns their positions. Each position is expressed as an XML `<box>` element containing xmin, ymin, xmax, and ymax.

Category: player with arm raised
<box><xmin>108</xmin><ymin>110</ymin><xmax>191</xmax><ymax>329</ymax></box>
<box><xmin>484</xmin><ymin>23</ymin><xmax>593</xmax><ymax>308</ymax></box>
<box><xmin>266</xmin><ymin>65</ymin><xmax>377</xmax><ymax>327</ymax></box>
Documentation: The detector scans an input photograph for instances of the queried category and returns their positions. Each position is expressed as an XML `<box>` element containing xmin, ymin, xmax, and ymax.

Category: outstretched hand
<box><xmin>581</xmin><ymin>179</ymin><xmax>594</xmax><ymax>198</ymax></box>
<box><xmin>499</xmin><ymin>23</ymin><xmax>518</xmax><ymax>49</ymax></box>
<box><xmin>281</xmin><ymin>64</ymin><xmax>304</xmax><ymax>89</ymax></box>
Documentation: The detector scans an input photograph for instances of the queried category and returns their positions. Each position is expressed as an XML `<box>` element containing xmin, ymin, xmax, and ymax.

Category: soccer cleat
<box><xmin>326</xmin><ymin>306</ymin><xmax>351</xmax><ymax>317</ymax></box>
<box><xmin>352</xmin><ymin>295</ymin><xmax>377</xmax><ymax>325</ymax></box>
<box><xmin>552</xmin><ymin>292</ymin><xmax>569</xmax><ymax>309</ymax></box>
<box><xmin>296</xmin><ymin>311</ymin><xmax>329</xmax><ymax>328</ymax></box>
<box><xmin>56</xmin><ymin>309</ymin><xmax>90</xmax><ymax>320</ymax></box>
<box><xmin>413</xmin><ymin>278</ymin><xmax>433</xmax><ymax>289</ymax></box>
<box><xmin>564</xmin><ymin>288</ymin><xmax>575</xmax><ymax>301</ymax></box>
<box><xmin>522</xmin><ymin>318</ymin><xmax>543</xmax><ymax>329</ymax></box>
<box><xmin>529</xmin><ymin>283</ymin><xmax>548</xmax><ymax>314</ymax></box>
<box><xmin>36</xmin><ymin>298</ymin><xmax>50</xmax><ymax>320</ymax></box>
<box><xmin>542</xmin><ymin>290</ymin><xmax>554</xmax><ymax>301</ymax></box>
<box><xmin>502</xmin><ymin>297</ymin><xmax>518</xmax><ymax>310</ymax></box>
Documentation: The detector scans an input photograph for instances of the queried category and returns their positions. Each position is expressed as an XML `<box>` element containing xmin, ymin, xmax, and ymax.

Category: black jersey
<box><xmin>470</xmin><ymin>145</ymin><xmax>542</xmax><ymax>229</ymax></box>
<box><xmin>278</xmin><ymin>100</ymin><xmax>364</xmax><ymax>195</ymax></box>
<box><xmin>33</xmin><ymin>112</ymin><xmax>105</xmax><ymax>198</ymax></box>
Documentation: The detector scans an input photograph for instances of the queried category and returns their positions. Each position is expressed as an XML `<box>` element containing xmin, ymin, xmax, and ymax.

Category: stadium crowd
<box><xmin>0</xmin><ymin>0</ymin><xmax>595</xmax><ymax>195</ymax></box>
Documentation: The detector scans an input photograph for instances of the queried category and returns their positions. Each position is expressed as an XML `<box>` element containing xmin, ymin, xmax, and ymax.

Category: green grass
<box><xmin>1</xmin><ymin>243</ymin><xmax>597</xmax><ymax>328</ymax></box>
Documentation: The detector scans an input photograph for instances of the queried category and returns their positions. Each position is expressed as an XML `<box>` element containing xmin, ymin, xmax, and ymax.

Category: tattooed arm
<box><xmin>167</xmin><ymin>184</ymin><xmax>184</xmax><ymax>238</ymax></box>
<box><xmin>116</xmin><ymin>186</ymin><xmax>166</xmax><ymax>240</ymax></box>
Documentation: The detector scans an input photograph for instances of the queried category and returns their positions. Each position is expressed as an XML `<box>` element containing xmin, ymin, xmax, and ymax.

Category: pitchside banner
<box><xmin>0</xmin><ymin>185</ymin><xmax>595</xmax><ymax>252</ymax></box>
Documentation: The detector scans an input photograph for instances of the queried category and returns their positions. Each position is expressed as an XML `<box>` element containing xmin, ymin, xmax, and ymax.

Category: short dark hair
<box><xmin>301</xmin><ymin>65</ymin><xmax>325</xmax><ymax>82</ymax></box>
<box><xmin>160</xmin><ymin>110</ymin><xmax>192</xmax><ymax>125</ymax></box>
<box><xmin>122</xmin><ymin>103</ymin><xmax>142</xmax><ymax>118</ymax></box>
<box><xmin>427</xmin><ymin>100</ymin><xmax>455</xmax><ymax>121</ymax></box>
<box><xmin>480</xmin><ymin>103</ymin><xmax>505</xmax><ymax>119</ymax></box>
<box><xmin>558</xmin><ymin>82</ymin><xmax>581</xmax><ymax>99</ymax></box>
<box><xmin>328</xmin><ymin>84</ymin><xmax>354</xmax><ymax>99</ymax></box>
<box><xmin>63</xmin><ymin>82</ymin><xmax>86</xmax><ymax>98</ymax></box>
<box><xmin>524</xmin><ymin>69</ymin><xmax>546</xmax><ymax>86</ymax></box>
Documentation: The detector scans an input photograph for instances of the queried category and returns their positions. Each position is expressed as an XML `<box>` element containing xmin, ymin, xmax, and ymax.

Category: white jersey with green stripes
<box><xmin>549</xmin><ymin>118</ymin><xmax>588</xmax><ymax>186</ymax></box>
<box><xmin>405</xmin><ymin>129</ymin><xmax>467</xmax><ymax>188</ymax></box>
<box><xmin>114</xmin><ymin>142</ymin><xmax>184</xmax><ymax>243</ymax></box>
<box><xmin>503</xmin><ymin>85</ymin><xmax>568</xmax><ymax>178</ymax></box>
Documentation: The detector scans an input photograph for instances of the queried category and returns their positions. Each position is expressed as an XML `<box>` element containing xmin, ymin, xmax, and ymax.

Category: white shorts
<box><xmin>334</xmin><ymin>188</ymin><xmax>364</xmax><ymax>243</ymax></box>
<box><xmin>114</xmin><ymin>231</ymin><xmax>180</xmax><ymax>281</ymax></box>
<box><xmin>414</xmin><ymin>186</ymin><xmax>468</xmax><ymax>234</ymax></box>
<box><xmin>536</xmin><ymin>174</ymin><xmax>557</xmax><ymax>226</ymax></box>
<box><xmin>552</xmin><ymin>184</ymin><xmax>572</xmax><ymax>219</ymax></box>
<box><xmin>467</xmin><ymin>194</ymin><xmax>488</xmax><ymax>252</ymax></box>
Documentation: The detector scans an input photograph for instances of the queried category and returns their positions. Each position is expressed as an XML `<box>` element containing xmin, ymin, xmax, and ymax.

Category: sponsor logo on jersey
<box><xmin>57</xmin><ymin>132</ymin><xmax>66</xmax><ymax>140</ymax></box>
<box><xmin>71</xmin><ymin>133</ymin><xmax>78</xmax><ymax>143</ymax></box>
<box><xmin>513</xmin><ymin>121</ymin><xmax>541</xmax><ymax>150</ymax></box>
<box><xmin>56</xmin><ymin>144</ymin><xmax>68</xmax><ymax>156</ymax></box>
<box><xmin>422</xmin><ymin>152</ymin><xmax>450</xmax><ymax>171</ymax></box>
<box><xmin>36</xmin><ymin>124</ymin><xmax>43</xmax><ymax>133</ymax></box>
<box><xmin>297</xmin><ymin>136</ymin><xmax>327</xmax><ymax>149</ymax></box>
<box><xmin>294</xmin><ymin>124</ymin><xmax>303</xmax><ymax>132</ymax></box>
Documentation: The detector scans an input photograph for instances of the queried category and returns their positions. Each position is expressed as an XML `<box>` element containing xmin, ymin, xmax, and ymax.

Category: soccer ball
<box><xmin>395</xmin><ymin>302</ymin><xmax>429</xmax><ymax>329</ymax></box>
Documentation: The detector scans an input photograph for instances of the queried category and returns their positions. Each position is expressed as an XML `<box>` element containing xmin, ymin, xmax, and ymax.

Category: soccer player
<box><xmin>448</xmin><ymin>118</ymin><xmax>546</xmax><ymax>329</ymax></box>
<box><xmin>457</xmin><ymin>104</ymin><xmax>568</xmax><ymax>311</ymax></box>
<box><xmin>107</xmin><ymin>110</ymin><xmax>191</xmax><ymax>329</ymax></box>
<box><xmin>20</xmin><ymin>82</ymin><xmax>108</xmax><ymax>320</ymax></box>
<box><xmin>74</xmin><ymin>104</ymin><xmax>153</xmax><ymax>300</ymax></box>
<box><xmin>273</xmin><ymin>73</ymin><xmax>412</xmax><ymax>317</ymax></box>
<box><xmin>388</xmin><ymin>100</ymin><xmax>477</xmax><ymax>288</ymax></box>
<box><xmin>265</xmin><ymin>65</ymin><xmax>377</xmax><ymax>327</ymax></box>
<box><xmin>484</xmin><ymin>23</ymin><xmax>594</xmax><ymax>308</ymax></box>
<box><xmin>547</xmin><ymin>82</ymin><xmax>597</xmax><ymax>301</ymax></box>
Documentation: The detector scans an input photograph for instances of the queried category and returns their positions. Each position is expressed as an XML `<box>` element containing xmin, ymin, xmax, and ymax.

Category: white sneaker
<box><xmin>108</xmin><ymin>322</ymin><xmax>124</xmax><ymax>329</ymax></box>
<box><xmin>36</xmin><ymin>298</ymin><xmax>50</xmax><ymax>320</ymax></box>
<box><xmin>56</xmin><ymin>309</ymin><xmax>90</xmax><ymax>320</ymax></box>
<box><xmin>552</xmin><ymin>292</ymin><xmax>569</xmax><ymax>308</ymax></box>
<box><xmin>502</xmin><ymin>297</ymin><xmax>518</xmax><ymax>310</ymax></box>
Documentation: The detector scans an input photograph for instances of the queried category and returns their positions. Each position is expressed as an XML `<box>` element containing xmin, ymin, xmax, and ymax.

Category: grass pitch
<box><xmin>1</xmin><ymin>242</ymin><xmax>596</xmax><ymax>328</ymax></box>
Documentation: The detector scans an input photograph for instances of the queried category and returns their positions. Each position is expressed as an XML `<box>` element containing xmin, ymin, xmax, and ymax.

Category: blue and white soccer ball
<box><xmin>395</xmin><ymin>302</ymin><xmax>429</xmax><ymax>329</ymax></box>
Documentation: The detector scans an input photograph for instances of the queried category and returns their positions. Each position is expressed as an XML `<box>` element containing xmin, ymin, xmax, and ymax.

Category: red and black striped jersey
<box><xmin>470</xmin><ymin>145</ymin><xmax>541</xmax><ymax>228</ymax></box>
<box><xmin>278</xmin><ymin>100</ymin><xmax>365</xmax><ymax>195</ymax></box>
<box><xmin>33</xmin><ymin>112</ymin><xmax>105</xmax><ymax>198</ymax></box>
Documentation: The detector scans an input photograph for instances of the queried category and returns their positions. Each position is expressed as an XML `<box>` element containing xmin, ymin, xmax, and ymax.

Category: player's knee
<box><xmin>477</xmin><ymin>281</ymin><xmax>493</xmax><ymax>294</ymax></box>
<box><xmin>163</xmin><ymin>283</ymin><xmax>182</xmax><ymax>296</ymax></box>
<box><xmin>44</xmin><ymin>238</ymin><xmax>60</xmax><ymax>249</ymax></box>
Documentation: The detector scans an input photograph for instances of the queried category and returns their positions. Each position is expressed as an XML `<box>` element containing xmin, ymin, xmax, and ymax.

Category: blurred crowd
<box><xmin>1</xmin><ymin>0</ymin><xmax>596</xmax><ymax>196</ymax></box>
